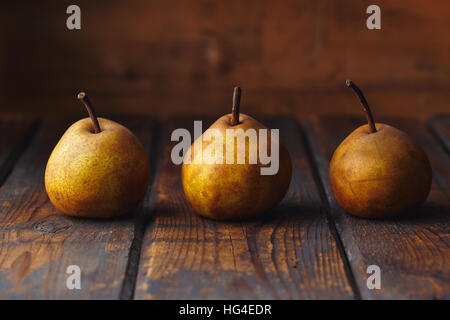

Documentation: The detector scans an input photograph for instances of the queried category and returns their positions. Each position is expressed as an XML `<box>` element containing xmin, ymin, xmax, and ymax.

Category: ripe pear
<box><xmin>45</xmin><ymin>92</ymin><xmax>150</xmax><ymax>218</ymax></box>
<box><xmin>182</xmin><ymin>87</ymin><xmax>292</xmax><ymax>220</ymax></box>
<box><xmin>329</xmin><ymin>80</ymin><xmax>432</xmax><ymax>218</ymax></box>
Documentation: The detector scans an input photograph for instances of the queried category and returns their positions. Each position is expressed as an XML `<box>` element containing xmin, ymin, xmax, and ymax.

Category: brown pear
<box><xmin>182</xmin><ymin>87</ymin><xmax>292</xmax><ymax>220</ymax></box>
<box><xmin>329</xmin><ymin>80</ymin><xmax>432</xmax><ymax>218</ymax></box>
<box><xmin>45</xmin><ymin>92</ymin><xmax>150</xmax><ymax>218</ymax></box>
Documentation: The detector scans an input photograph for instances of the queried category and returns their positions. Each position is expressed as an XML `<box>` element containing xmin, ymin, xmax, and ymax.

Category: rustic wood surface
<box><xmin>305</xmin><ymin>115</ymin><xmax>450</xmax><ymax>299</ymax></box>
<box><xmin>0</xmin><ymin>113</ymin><xmax>448</xmax><ymax>299</ymax></box>
<box><xmin>0</xmin><ymin>115</ymin><xmax>38</xmax><ymax>187</ymax></box>
<box><xmin>1</xmin><ymin>1</ymin><xmax>450</xmax><ymax>120</ymax></box>
<box><xmin>0</xmin><ymin>115</ymin><xmax>156</xmax><ymax>299</ymax></box>
<box><xmin>428</xmin><ymin>115</ymin><xmax>450</xmax><ymax>154</ymax></box>
<box><xmin>134</xmin><ymin>117</ymin><xmax>354</xmax><ymax>299</ymax></box>
<box><xmin>1</xmin><ymin>0</ymin><xmax>449</xmax><ymax>300</ymax></box>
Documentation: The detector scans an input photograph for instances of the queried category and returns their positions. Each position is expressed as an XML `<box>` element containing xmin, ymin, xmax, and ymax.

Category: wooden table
<box><xmin>0</xmin><ymin>113</ymin><xmax>448</xmax><ymax>300</ymax></box>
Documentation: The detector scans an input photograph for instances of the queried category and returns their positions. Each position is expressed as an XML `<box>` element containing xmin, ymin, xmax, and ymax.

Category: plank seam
<box><xmin>0</xmin><ymin>119</ymin><xmax>40</xmax><ymax>188</ymax></box>
<box><xmin>301</xmin><ymin>120</ymin><xmax>362</xmax><ymax>300</ymax></box>
<box><xmin>119</xmin><ymin>120</ymin><xmax>165</xmax><ymax>300</ymax></box>
<box><xmin>427</xmin><ymin>116</ymin><xmax>450</xmax><ymax>155</ymax></box>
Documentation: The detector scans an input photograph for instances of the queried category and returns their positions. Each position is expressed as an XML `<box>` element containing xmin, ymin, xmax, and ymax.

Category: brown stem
<box><xmin>345</xmin><ymin>80</ymin><xmax>377</xmax><ymax>133</ymax></box>
<box><xmin>77</xmin><ymin>92</ymin><xmax>101</xmax><ymax>133</ymax></box>
<box><xmin>230</xmin><ymin>86</ymin><xmax>241</xmax><ymax>126</ymax></box>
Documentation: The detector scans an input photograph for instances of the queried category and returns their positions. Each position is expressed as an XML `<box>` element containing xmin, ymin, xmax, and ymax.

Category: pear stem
<box><xmin>230</xmin><ymin>86</ymin><xmax>241</xmax><ymax>126</ymax></box>
<box><xmin>346</xmin><ymin>80</ymin><xmax>377</xmax><ymax>133</ymax></box>
<box><xmin>77</xmin><ymin>92</ymin><xmax>101</xmax><ymax>133</ymax></box>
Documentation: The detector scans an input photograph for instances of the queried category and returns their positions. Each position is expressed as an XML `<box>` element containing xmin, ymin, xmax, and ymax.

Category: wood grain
<box><xmin>0</xmin><ymin>115</ymin><xmax>156</xmax><ymax>299</ymax></box>
<box><xmin>0</xmin><ymin>115</ymin><xmax>38</xmax><ymax>187</ymax></box>
<box><xmin>4</xmin><ymin>88</ymin><xmax>450</xmax><ymax>125</ymax></box>
<box><xmin>134</xmin><ymin>116</ymin><xmax>355</xmax><ymax>299</ymax></box>
<box><xmin>428</xmin><ymin>115</ymin><xmax>450</xmax><ymax>154</ymax></box>
<box><xmin>305</xmin><ymin>115</ymin><xmax>450</xmax><ymax>299</ymax></box>
<box><xmin>1</xmin><ymin>0</ymin><xmax>449</xmax><ymax>118</ymax></box>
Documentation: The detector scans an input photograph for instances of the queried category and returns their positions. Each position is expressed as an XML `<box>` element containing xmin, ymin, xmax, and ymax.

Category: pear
<box><xmin>182</xmin><ymin>87</ymin><xmax>292</xmax><ymax>220</ymax></box>
<box><xmin>45</xmin><ymin>92</ymin><xmax>150</xmax><ymax>218</ymax></box>
<box><xmin>329</xmin><ymin>80</ymin><xmax>432</xmax><ymax>218</ymax></box>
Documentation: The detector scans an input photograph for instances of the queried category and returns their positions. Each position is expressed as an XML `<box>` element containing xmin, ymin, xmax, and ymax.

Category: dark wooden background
<box><xmin>1</xmin><ymin>0</ymin><xmax>449</xmax><ymax>120</ymax></box>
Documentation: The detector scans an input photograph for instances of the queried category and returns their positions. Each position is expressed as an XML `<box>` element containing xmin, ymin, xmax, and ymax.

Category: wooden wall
<box><xmin>1</xmin><ymin>0</ymin><xmax>449</xmax><ymax>119</ymax></box>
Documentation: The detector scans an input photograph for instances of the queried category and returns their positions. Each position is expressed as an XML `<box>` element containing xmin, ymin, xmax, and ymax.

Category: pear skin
<box><xmin>330</xmin><ymin>80</ymin><xmax>432</xmax><ymax>218</ymax></box>
<box><xmin>182</xmin><ymin>113</ymin><xmax>292</xmax><ymax>220</ymax></box>
<box><xmin>45</xmin><ymin>117</ymin><xmax>150</xmax><ymax>218</ymax></box>
<box><xmin>329</xmin><ymin>123</ymin><xmax>432</xmax><ymax>218</ymax></box>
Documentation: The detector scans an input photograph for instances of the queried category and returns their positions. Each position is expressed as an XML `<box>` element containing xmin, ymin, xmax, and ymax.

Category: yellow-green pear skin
<box><xmin>182</xmin><ymin>113</ymin><xmax>292</xmax><ymax>220</ymax></box>
<box><xmin>329</xmin><ymin>123</ymin><xmax>432</xmax><ymax>218</ymax></box>
<box><xmin>45</xmin><ymin>117</ymin><xmax>150</xmax><ymax>218</ymax></box>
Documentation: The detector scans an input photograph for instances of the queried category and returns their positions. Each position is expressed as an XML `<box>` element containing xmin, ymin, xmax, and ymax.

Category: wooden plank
<box><xmin>134</xmin><ymin>116</ymin><xmax>355</xmax><ymax>299</ymax></box>
<box><xmin>0</xmin><ymin>115</ymin><xmax>156</xmax><ymax>299</ymax></box>
<box><xmin>2</xmin><ymin>0</ymin><xmax>450</xmax><ymax>101</ymax></box>
<box><xmin>0</xmin><ymin>115</ymin><xmax>38</xmax><ymax>186</ymax></box>
<box><xmin>4</xmin><ymin>89</ymin><xmax>450</xmax><ymax>125</ymax></box>
<box><xmin>428</xmin><ymin>115</ymin><xmax>450</xmax><ymax>154</ymax></box>
<box><xmin>305</xmin><ymin>115</ymin><xmax>450</xmax><ymax>299</ymax></box>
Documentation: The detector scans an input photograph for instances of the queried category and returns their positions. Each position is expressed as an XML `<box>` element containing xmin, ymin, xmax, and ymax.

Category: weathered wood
<box><xmin>305</xmin><ymin>115</ymin><xmax>450</xmax><ymax>299</ymax></box>
<box><xmin>134</xmin><ymin>116</ymin><xmax>355</xmax><ymax>299</ymax></box>
<box><xmin>0</xmin><ymin>115</ymin><xmax>38</xmax><ymax>187</ymax></box>
<box><xmin>4</xmin><ymin>89</ymin><xmax>450</xmax><ymax>125</ymax></box>
<box><xmin>0</xmin><ymin>115</ymin><xmax>156</xmax><ymax>299</ymax></box>
<box><xmin>428</xmin><ymin>115</ymin><xmax>450</xmax><ymax>154</ymax></box>
<box><xmin>2</xmin><ymin>0</ymin><xmax>450</xmax><ymax>102</ymax></box>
